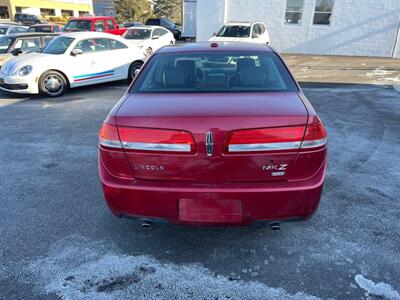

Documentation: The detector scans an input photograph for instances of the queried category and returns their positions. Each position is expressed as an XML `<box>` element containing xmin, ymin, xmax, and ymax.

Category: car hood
<box><xmin>1</xmin><ymin>52</ymin><xmax>56</xmax><ymax>75</ymax></box>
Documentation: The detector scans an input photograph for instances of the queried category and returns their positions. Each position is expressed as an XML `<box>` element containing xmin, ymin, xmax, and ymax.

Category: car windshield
<box><xmin>0</xmin><ymin>36</ymin><xmax>12</xmax><ymax>53</ymax></box>
<box><xmin>124</xmin><ymin>29</ymin><xmax>151</xmax><ymax>40</ymax></box>
<box><xmin>0</xmin><ymin>27</ymin><xmax>8</xmax><ymax>35</ymax></box>
<box><xmin>28</xmin><ymin>26</ymin><xmax>51</xmax><ymax>32</ymax></box>
<box><xmin>41</xmin><ymin>36</ymin><xmax>74</xmax><ymax>54</ymax></box>
<box><xmin>216</xmin><ymin>25</ymin><xmax>251</xmax><ymax>38</ymax></box>
<box><xmin>132</xmin><ymin>51</ymin><xmax>298</xmax><ymax>93</ymax></box>
<box><xmin>64</xmin><ymin>20</ymin><xmax>92</xmax><ymax>31</ymax></box>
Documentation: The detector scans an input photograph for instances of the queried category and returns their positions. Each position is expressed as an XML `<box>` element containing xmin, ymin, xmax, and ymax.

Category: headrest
<box><xmin>239</xmin><ymin>66</ymin><xmax>265</xmax><ymax>87</ymax></box>
<box><xmin>176</xmin><ymin>60</ymin><xmax>196</xmax><ymax>71</ymax></box>
<box><xmin>163</xmin><ymin>66</ymin><xmax>187</xmax><ymax>87</ymax></box>
<box><xmin>236</xmin><ymin>58</ymin><xmax>256</xmax><ymax>71</ymax></box>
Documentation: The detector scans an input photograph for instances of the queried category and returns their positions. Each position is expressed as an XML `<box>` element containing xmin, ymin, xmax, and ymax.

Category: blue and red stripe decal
<box><xmin>73</xmin><ymin>70</ymin><xmax>114</xmax><ymax>82</ymax></box>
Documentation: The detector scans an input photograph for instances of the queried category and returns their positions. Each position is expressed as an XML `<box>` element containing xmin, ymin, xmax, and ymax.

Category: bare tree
<box><xmin>113</xmin><ymin>0</ymin><xmax>153</xmax><ymax>23</ymax></box>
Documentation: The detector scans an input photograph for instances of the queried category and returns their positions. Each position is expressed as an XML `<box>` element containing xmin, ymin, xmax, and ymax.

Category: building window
<box><xmin>79</xmin><ymin>11</ymin><xmax>89</xmax><ymax>17</ymax></box>
<box><xmin>313</xmin><ymin>0</ymin><xmax>334</xmax><ymax>25</ymax></box>
<box><xmin>284</xmin><ymin>0</ymin><xmax>304</xmax><ymax>25</ymax></box>
<box><xmin>0</xmin><ymin>6</ymin><xmax>9</xmax><ymax>19</ymax></box>
<box><xmin>61</xmin><ymin>9</ymin><xmax>73</xmax><ymax>17</ymax></box>
<box><xmin>40</xmin><ymin>8</ymin><xmax>55</xmax><ymax>16</ymax></box>
<box><xmin>15</xmin><ymin>7</ymin><xmax>22</xmax><ymax>13</ymax></box>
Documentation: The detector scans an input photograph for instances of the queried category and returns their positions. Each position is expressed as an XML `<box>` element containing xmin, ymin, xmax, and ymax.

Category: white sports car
<box><xmin>122</xmin><ymin>25</ymin><xmax>175</xmax><ymax>56</ymax></box>
<box><xmin>209</xmin><ymin>21</ymin><xmax>270</xmax><ymax>45</ymax></box>
<box><xmin>0</xmin><ymin>32</ymin><xmax>145</xmax><ymax>97</ymax></box>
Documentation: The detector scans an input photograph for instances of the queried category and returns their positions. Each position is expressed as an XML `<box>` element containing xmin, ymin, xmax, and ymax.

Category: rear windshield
<box><xmin>217</xmin><ymin>26</ymin><xmax>250</xmax><ymax>38</ymax></box>
<box><xmin>146</xmin><ymin>19</ymin><xmax>159</xmax><ymax>25</ymax></box>
<box><xmin>131</xmin><ymin>51</ymin><xmax>298</xmax><ymax>93</ymax></box>
<box><xmin>0</xmin><ymin>36</ymin><xmax>12</xmax><ymax>53</ymax></box>
<box><xmin>124</xmin><ymin>28</ymin><xmax>151</xmax><ymax>40</ymax></box>
<box><xmin>28</xmin><ymin>26</ymin><xmax>51</xmax><ymax>32</ymax></box>
<box><xmin>64</xmin><ymin>20</ymin><xmax>92</xmax><ymax>31</ymax></box>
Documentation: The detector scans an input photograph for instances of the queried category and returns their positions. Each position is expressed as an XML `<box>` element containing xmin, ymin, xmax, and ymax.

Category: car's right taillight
<box><xmin>224</xmin><ymin>126</ymin><xmax>306</xmax><ymax>153</ymax></box>
<box><xmin>224</xmin><ymin>117</ymin><xmax>327</xmax><ymax>153</ymax></box>
<box><xmin>301</xmin><ymin>117</ymin><xmax>327</xmax><ymax>149</ymax></box>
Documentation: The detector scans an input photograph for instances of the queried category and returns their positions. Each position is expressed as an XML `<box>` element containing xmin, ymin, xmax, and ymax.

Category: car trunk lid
<box><xmin>115</xmin><ymin>92</ymin><xmax>308</xmax><ymax>183</ymax></box>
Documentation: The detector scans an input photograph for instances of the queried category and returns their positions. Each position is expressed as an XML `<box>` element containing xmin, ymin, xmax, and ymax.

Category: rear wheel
<box><xmin>39</xmin><ymin>70</ymin><xmax>68</xmax><ymax>97</ymax></box>
<box><xmin>128</xmin><ymin>61</ymin><xmax>144</xmax><ymax>81</ymax></box>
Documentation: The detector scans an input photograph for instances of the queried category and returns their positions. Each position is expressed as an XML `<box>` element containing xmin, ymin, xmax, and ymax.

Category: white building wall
<box><xmin>197</xmin><ymin>0</ymin><xmax>400</xmax><ymax>57</ymax></box>
<box><xmin>21</xmin><ymin>7</ymin><xmax>41</xmax><ymax>16</ymax></box>
<box><xmin>196</xmin><ymin>0</ymin><xmax>226</xmax><ymax>41</ymax></box>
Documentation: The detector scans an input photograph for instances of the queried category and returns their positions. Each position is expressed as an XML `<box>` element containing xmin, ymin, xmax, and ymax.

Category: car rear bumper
<box><xmin>99</xmin><ymin>158</ymin><xmax>326</xmax><ymax>226</ymax></box>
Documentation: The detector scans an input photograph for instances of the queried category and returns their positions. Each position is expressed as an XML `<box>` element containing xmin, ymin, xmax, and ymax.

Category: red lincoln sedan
<box><xmin>98</xmin><ymin>42</ymin><xmax>327</xmax><ymax>226</ymax></box>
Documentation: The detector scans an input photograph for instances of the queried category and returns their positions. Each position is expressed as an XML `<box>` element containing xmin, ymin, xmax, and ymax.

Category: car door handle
<box><xmin>90</xmin><ymin>60</ymin><xmax>95</xmax><ymax>65</ymax></box>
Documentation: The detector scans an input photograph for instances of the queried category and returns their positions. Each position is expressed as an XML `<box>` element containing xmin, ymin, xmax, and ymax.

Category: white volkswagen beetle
<box><xmin>0</xmin><ymin>32</ymin><xmax>145</xmax><ymax>97</ymax></box>
<box><xmin>122</xmin><ymin>25</ymin><xmax>175</xmax><ymax>56</ymax></box>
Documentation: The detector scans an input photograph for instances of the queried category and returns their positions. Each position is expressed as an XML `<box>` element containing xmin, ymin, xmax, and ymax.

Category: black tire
<box><xmin>38</xmin><ymin>70</ymin><xmax>68</xmax><ymax>97</ymax></box>
<box><xmin>128</xmin><ymin>61</ymin><xmax>144</xmax><ymax>81</ymax></box>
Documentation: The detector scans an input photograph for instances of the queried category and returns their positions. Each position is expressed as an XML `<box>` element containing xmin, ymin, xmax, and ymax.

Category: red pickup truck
<box><xmin>63</xmin><ymin>16</ymin><xmax>127</xmax><ymax>35</ymax></box>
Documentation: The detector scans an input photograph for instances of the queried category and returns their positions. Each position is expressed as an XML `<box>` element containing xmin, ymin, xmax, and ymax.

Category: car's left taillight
<box><xmin>99</xmin><ymin>123</ymin><xmax>133</xmax><ymax>178</ymax></box>
<box><xmin>117</xmin><ymin>127</ymin><xmax>196</xmax><ymax>154</ymax></box>
<box><xmin>99</xmin><ymin>123</ymin><xmax>123</xmax><ymax>150</ymax></box>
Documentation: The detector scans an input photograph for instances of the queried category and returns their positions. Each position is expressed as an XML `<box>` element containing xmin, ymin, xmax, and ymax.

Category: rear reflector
<box><xmin>225</xmin><ymin>126</ymin><xmax>305</xmax><ymax>152</ymax></box>
<box><xmin>118</xmin><ymin>127</ymin><xmax>196</xmax><ymax>153</ymax></box>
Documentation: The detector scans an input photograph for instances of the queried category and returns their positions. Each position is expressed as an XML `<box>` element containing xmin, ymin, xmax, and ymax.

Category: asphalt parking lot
<box><xmin>1</xmin><ymin>75</ymin><xmax>400</xmax><ymax>298</ymax></box>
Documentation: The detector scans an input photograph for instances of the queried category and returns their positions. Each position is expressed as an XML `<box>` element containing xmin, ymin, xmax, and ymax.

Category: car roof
<box><xmin>126</xmin><ymin>25</ymin><xmax>160</xmax><ymax>30</ymax></box>
<box><xmin>69</xmin><ymin>16</ymin><xmax>113</xmax><ymax>21</ymax></box>
<box><xmin>0</xmin><ymin>24</ymin><xmax>16</xmax><ymax>28</ymax></box>
<box><xmin>29</xmin><ymin>24</ymin><xmax>57</xmax><ymax>27</ymax></box>
<box><xmin>224</xmin><ymin>21</ymin><xmax>262</xmax><ymax>26</ymax></box>
<box><xmin>5</xmin><ymin>32</ymin><xmax>60</xmax><ymax>38</ymax></box>
<box><xmin>157</xmin><ymin>41</ymin><xmax>273</xmax><ymax>54</ymax></box>
<box><xmin>60</xmin><ymin>31</ymin><xmax>122</xmax><ymax>39</ymax></box>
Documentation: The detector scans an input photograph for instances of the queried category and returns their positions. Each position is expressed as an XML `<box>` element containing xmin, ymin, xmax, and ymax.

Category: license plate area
<box><xmin>179</xmin><ymin>198</ymin><xmax>242</xmax><ymax>223</ymax></box>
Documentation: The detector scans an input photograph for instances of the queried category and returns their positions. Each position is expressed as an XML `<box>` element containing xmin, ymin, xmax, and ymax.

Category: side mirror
<box><xmin>212</xmin><ymin>32</ymin><xmax>216</xmax><ymax>37</ymax></box>
<box><xmin>11</xmin><ymin>48</ymin><xmax>23</xmax><ymax>56</ymax></box>
<box><xmin>71</xmin><ymin>48</ymin><xmax>83</xmax><ymax>56</ymax></box>
<box><xmin>152</xmin><ymin>35</ymin><xmax>159</xmax><ymax>40</ymax></box>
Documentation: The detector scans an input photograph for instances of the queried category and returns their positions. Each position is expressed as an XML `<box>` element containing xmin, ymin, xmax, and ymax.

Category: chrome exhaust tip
<box><xmin>269</xmin><ymin>223</ymin><xmax>280</xmax><ymax>231</ymax></box>
<box><xmin>141</xmin><ymin>220</ymin><xmax>153</xmax><ymax>229</ymax></box>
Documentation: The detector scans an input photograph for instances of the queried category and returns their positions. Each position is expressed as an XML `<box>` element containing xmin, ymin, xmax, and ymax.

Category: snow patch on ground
<box><xmin>366</xmin><ymin>69</ymin><xmax>395</xmax><ymax>77</ymax></box>
<box><xmin>355</xmin><ymin>274</ymin><xmax>400</xmax><ymax>300</ymax></box>
<box><xmin>24</xmin><ymin>235</ymin><xmax>320</xmax><ymax>300</ymax></box>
